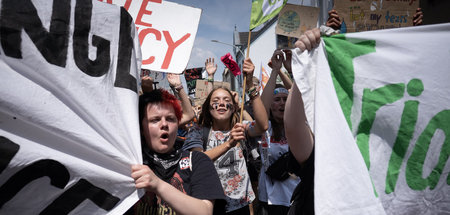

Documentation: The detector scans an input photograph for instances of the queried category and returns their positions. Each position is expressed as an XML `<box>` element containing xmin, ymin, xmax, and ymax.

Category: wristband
<box><xmin>174</xmin><ymin>84</ymin><xmax>183</xmax><ymax>91</ymax></box>
<box><xmin>207</xmin><ymin>77</ymin><xmax>214</xmax><ymax>82</ymax></box>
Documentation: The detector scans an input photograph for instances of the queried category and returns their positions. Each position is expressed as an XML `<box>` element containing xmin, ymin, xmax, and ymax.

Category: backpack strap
<box><xmin>201</xmin><ymin>126</ymin><xmax>211</xmax><ymax>151</ymax></box>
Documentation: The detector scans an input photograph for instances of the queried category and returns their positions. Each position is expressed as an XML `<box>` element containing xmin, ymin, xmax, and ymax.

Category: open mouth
<box><xmin>160</xmin><ymin>133</ymin><xmax>169</xmax><ymax>141</ymax></box>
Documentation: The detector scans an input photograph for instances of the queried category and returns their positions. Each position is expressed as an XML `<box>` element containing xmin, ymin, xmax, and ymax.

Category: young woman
<box><xmin>256</xmin><ymin>49</ymin><xmax>299</xmax><ymax>215</ymax></box>
<box><xmin>129</xmin><ymin>89</ymin><xmax>225</xmax><ymax>215</ymax></box>
<box><xmin>184</xmin><ymin>58</ymin><xmax>269</xmax><ymax>215</ymax></box>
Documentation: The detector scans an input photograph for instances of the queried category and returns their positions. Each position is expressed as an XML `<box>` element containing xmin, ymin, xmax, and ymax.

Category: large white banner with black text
<box><xmin>0</xmin><ymin>0</ymin><xmax>142</xmax><ymax>214</ymax></box>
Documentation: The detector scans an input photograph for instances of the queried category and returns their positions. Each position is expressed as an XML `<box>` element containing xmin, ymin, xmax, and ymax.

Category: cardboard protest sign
<box><xmin>0</xmin><ymin>0</ymin><xmax>142</xmax><ymax>214</ymax></box>
<box><xmin>214</xmin><ymin>81</ymin><xmax>232</xmax><ymax>90</ymax></box>
<box><xmin>101</xmin><ymin>0</ymin><xmax>201</xmax><ymax>74</ymax></box>
<box><xmin>275</xmin><ymin>4</ymin><xmax>320</xmax><ymax>38</ymax></box>
<box><xmin>334</xmin><ymin>0</ymin><xmax>419</xmax><ymax>32</ymax></box>
<box><xmin>195</xmin><ymin>79</ymin><xmax>210</xmax><ymax>100</ymax></box>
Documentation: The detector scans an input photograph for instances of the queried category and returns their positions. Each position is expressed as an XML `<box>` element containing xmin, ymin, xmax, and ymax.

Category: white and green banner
<box><xmin>292</xmin><ymin>23</ymin><xmax>450</xmax><ymax>214</ymax></box>
<box><xmin>250</xmin><ymin>0</ymin><xmax>287</xmax><ymax>30</ymax></box>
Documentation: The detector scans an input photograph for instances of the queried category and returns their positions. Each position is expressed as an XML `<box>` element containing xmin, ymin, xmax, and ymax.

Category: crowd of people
<box><xmin>126</xmin><ymin>8</ymin><xmax>424</xmax><ymax>215</ymax></box>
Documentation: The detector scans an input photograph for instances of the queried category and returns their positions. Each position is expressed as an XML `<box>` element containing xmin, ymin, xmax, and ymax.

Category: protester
<box><xmin>256</xmin><ymin>49</ymin><xmax>299</xmax><ymax>215</ymax></box>
<box><xmin>141</xmin><ymin>73</ymin><xmax>194</xmax><ymax>126</ymax></box>
<box><xmin>184</xmin><ymin>58</ymin><xmax>269</xmax><ymax>215</ymax></box>
<box><xmin>128</xmin><ymin>89</ymin><xmax>225</xmax><ymax>215</ymax></box>
<box><xmin>284</xmin><ymin>28</ymin><xmax>320</xmax><ymax>215</ymax></box>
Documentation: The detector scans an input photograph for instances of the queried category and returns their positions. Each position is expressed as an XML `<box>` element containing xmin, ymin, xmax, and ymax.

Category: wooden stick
<box><xmin>239</xmin><ymin>30</ymin><xmax>252</xmax><ymax>123</ymax></box>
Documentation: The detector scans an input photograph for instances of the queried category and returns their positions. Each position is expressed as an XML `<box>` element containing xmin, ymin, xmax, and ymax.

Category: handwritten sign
<box><xmin>275</xmin><ymin>4</ymin><xmax>320</xmax><ymax>38</ymax></box>
<box><xmin>99</xmin><ymin>0</ymin><xmax>201</xmax><ymax>74</ymax></box>
<box><xmin>195</xmin><ymin>80</ymin><xmax>210</xmax><ymax>100</ymax></box>
<box><xmin>334</xmin><ymin>0</ymin><xmax>419</xmax><ymax>32</ymax></box>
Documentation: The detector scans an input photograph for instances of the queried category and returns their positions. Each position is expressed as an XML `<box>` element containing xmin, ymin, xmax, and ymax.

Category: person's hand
<box><xmin>231</xmin><ymin>91</ymin><xmax>239</xmax><ymax>105</ymax></box>
<box><xmin>413</xmin><ymin>8</ymin><xmax>423</xmax><ymax>26</ymax></box>
<box><xmin>228</xmin><ymin>123</ymin><xmax>246</xmax><ymax>148</ymax></box>
<box><xmin>243</xmin><ymin>58</ymin><xmax>255</xmax><ymax>87</ymax></box>
<box><xmin>295</xmin><ymin>28</ymin><xmax>321</xmax><ymax>52</ymax></box>
<box><xmin>326</xmin><ymin>9</ymin><xmax>342</xmax><ymax>30</ymax></box>
<box><xmin>131</xmin><ymin>164</ymin><xmax>161</xmax><ymax>193</ymax></box>
<box><xmin>282</xmin><ymin>49</ymin><xmax>292</xmax><ymax>74</ymax></box>
<box><xmin>205</xmin><ymin>58</ymin><xmax>217</xmax><ymax>77</ymax></box>
<box><xmin>270</xmin><ymin>49</ymin><xmax>284</xmax><ymax>72</ymax></box>
<box><xmin>167</xmin><ymin>73</ymin><xmax>182</xmax><ymax>88</ymax></box>
<box><xmin>141</xmin><ymin>76</ymin><xmax>154</xmax><ymax>93</ymax></box>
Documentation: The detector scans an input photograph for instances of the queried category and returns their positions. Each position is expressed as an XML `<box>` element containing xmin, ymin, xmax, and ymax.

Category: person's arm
<box><xmin>280</xmin><ymin>49</ymin><xmax>293</xmax><ymax>89</ymax></box>
<box><xmin>204</xmin><ymin>123</ymin><xmax>246</xmax><ymax>161</ymax></box>
<box><xmin>243</xmin><ymin>58</ymin><xmax>269</xmax><ymax>136</ymax></box>
<box><xmin>205</xmin><ymin>58</ymin><xmax>217</xmax><ymax>95</ymax></box>
<box><xmin>168</xmin><ymin>73</ymin><xmax>195</xmax><ymax>126</ymax></box>
<box><xmin>132</xmin><ymin>165</ymin><xmax>214</xmax><ymax>215</ymax></box>
<box><xmin>285</xmin><ymin>83</ymin><xmax>314</xmax><ymax>165</ymax></box>
<box><xmin>413</xmin><ymin>8</ymin><xmax>423</xmax><ymax>26</ymax></box>
<box><xmin>261</xmin><ymin>50</ymin><xmax>283</xmax><ymax>116</ymax></box>
<box><xmin>326</xmin><ymin>9</ymin><xmax>342</xmax><ymax>30</ymax></box>
<box><xmin>286</xmin><ymin>28</ymin><xmax>320</xmax><ymax>164</ymax></box>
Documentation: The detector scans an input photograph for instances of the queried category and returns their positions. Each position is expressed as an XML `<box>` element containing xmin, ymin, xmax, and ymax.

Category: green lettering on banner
<box><xmin>385</xmin><ymin>79</ymin><xmax>423</xmax><ymax>194</ymax></box>
<box><xmin>406</xmin><ymin>109</ymin><xmax>450</xmax><ymax>190</ymax></box>
<box><xmin>358</xmin><ymin>83</ymin><xmax>405</xmax><ymax>170</ymax></box>
<box><xmin>323</xmin><ymin>35</ymin><xmax>376</xmax><ymax>130</ymax></box>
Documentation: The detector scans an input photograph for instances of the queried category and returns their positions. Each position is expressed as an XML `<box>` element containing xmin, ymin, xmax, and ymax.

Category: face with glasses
<box><xmin>209</xmin><ymin>88</ymin><xmax>235</xmax><ymax>123</ymax></box>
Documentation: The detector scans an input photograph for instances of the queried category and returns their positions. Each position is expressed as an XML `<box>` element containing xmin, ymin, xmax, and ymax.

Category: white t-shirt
<box><xmin>258</xmin><ymin>121</ymin><xmax>301</xmax><ymax>206</ymax></box>
<box><xmin>206</xmin><ymin>121</ymin><xmax>255</xmax><ymax>212</ymax></box>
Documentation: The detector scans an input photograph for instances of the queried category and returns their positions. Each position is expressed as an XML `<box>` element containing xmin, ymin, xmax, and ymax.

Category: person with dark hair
<box><xmin>256</xmin><ymin>49</ymin><xmax>299</xmax><ymax>215</ymax></box>
<box><xmin>128</xmin><ymin>89</ymin><xmax>226</xmax><ymax>215</ymax></box>
<box><xmin>184</xmin><ymin>58</ymin><xmax>269</xmax><ymax>215</ymax></box>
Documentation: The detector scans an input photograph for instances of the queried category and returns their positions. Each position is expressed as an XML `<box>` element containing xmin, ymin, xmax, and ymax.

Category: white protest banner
<box><xmin>0</xmin><ymin>0</ymin><xmax>143</xmax><ymax>214</ymax></box>
<box><xmin>100</xmin><ymin>0</ymin><xmax>201</xmax><ymax>74</ymax></box>
<box><xmin>292</xmin><ymin>23</ymin><xmax>450</xmax><ymax>214</ymax></box>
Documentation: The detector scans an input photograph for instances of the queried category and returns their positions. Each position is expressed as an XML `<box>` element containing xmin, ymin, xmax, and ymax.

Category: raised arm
<box><xmin>286</xmin><ymin>28</ymin><xmax>321</xmax><ymax>164</ymax></box>
<box><xmin>280</xmin><ymin>49</ymin><xmax>293</xmax><ymax>89</ymax></box>
<box><xmin>168</xmin><ymin>73</ymin><xmax>195</xmax><ymax>126</ymax></box>
<box><xmin>285</xmin><ymin>83</ymin><xmax>314</xmax><ymax>164</ymax></box>
<box><xmin>205</xmin><ymin>58</ymin><xmax>217</xmax><ymax>95</ymax></box>
<box><xmin>244</xmin><ymin>58</ymin><xmax>269</xmax><ymax>136</ymax></box>
<box><xmin>261</xmin><ymin>50</ymin><xmax>284</xmax><ymax>116</ymax></box>
<box><xmin>132</xmin><ymin>164</ymin><xmax>214</xmax><ymax>215</ymax></box>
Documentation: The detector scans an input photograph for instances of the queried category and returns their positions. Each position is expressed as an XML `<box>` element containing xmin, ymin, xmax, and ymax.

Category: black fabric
<box><xmin>142</xmin><ymin>145</ymin><xmax>182</xmax><ymax>182</ymax></box>
<box><xmin>128</xmin><ymin>151</ymin><xmax>226</xmax><ymax>215</ymax></box>
<box><xmin>265</xmin><ymin>151</ymin><xmax>291</xmax><ymax>181</ymax></box>
<box><xmin>260</xmin><ymin>201</ymin><xmax>290</xmax><ymax>215</ymax></box>
<box><xmin>288</xmin><ymin>148</ymin><xmax>315</xmax><ymax>215</ymax></box>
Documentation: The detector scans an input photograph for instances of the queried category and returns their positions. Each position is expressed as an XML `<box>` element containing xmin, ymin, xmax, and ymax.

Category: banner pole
<box><xmin>239</xmin><ymin>31</ymin><xmax>252</xmax><ymax>124</ymax></box>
